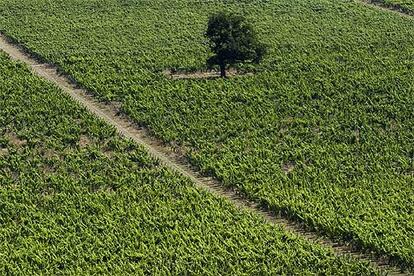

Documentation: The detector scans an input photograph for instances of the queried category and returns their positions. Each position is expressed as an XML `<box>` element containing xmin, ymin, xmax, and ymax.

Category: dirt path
<box><xmin>0</xmin><ymin>34</ymin><xmax>409</xmax><ymax>275</ymax></box>
<box><xmin>359</xmin><ymin>0</ymin><xmax>413</xmax><ymax>18</ymax></box>
<box><xmin>163</xmin><ymin>68</ymin><xmax>253</xmax><ymax>80</ymax></box>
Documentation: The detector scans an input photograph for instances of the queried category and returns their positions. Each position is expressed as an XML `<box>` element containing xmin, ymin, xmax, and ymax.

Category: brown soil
<box><xmin>163</xmin><ymin>68</ymin><xmax>253</xmax><ymax>80</ymax></box>
<box><xmin>41</xmin><ymin>148</ymin><xmax>59</xmax><ymax>159</ymax></box>
<box><xmin>41</xmin><ymin>187</ymin><xmax>55</xmax><ymax>197</ymax></box>
<box><xmin>102</xmin><ymin>148</ymin><xmax>115</xmax><ymax>159</ymax></box>
<box><xmin>282</xmin><ymin>162</ymin><xmax>295</xmax><ymax>174</ymax></box>
<box><xmin>0</xmin><ymin>148</ymin><xmax>9</xmax><ymax>157</ymax></box>
<box><xmin>5</xmin><ymin>132</ymin><xmax>27</xmax><ymax>147</ymax></box>
<box><xmin>41</xmin><ymin>164</ymin><xmax>56</xmax><ymax>175</ymax></box>
<box><xmin>0</xmin><ymin>33</ymin><xmax>408</xmax><ymax>275</ymax></box>
<box><xmin>360</xmin><ymin>0</ymin><xmax>414</xmax><ymax>18</ymax></box>
<box><xmin>79</xmin><ymin>135</ymin><xmax>92</xmax><ymax>148</ymax></box>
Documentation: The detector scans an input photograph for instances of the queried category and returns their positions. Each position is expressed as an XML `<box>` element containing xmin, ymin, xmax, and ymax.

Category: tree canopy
<box><xmin>206</xmin><ymin>12</ymin><xmax>267</xmax><ymax>77</ymax></box>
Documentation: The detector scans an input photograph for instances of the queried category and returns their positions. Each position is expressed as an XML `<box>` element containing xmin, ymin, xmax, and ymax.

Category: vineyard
<box><xmin>0</xmin><ymin>0</ymin><xmax>413</xmax><ymax>273</ymax></box>
<box><xmin>0</xmin><ymin>52</ymin><xmax>380</xmax><ymax>274</ymax></box>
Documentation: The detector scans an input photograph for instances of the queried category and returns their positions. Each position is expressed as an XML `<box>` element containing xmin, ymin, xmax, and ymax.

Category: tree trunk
<box><xmin>220</xmin><ymin>64</ymin><xmax>226</xmax><ymax>78</ymax></box>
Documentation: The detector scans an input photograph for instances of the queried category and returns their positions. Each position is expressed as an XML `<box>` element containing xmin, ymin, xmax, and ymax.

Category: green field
<box><xmin>0</xmin><ymin>52</ymin><xmax>379</xmax><ymax>274</ymax></box>
<box><xmin>0</xmin><ymin>0</ymin><xmax>413</xmax><ymax>270</ymax></box>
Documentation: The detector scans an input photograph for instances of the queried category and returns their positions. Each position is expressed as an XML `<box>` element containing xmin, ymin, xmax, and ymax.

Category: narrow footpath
<box><xmin>360</xmin><ymin>0</ymin><xmax>414</xmax><ymax>17</ymax></box>
<box><xmin>0</xmin><ymin>34</ymin><xmax>408</xmax><ymax>275</ymax></box>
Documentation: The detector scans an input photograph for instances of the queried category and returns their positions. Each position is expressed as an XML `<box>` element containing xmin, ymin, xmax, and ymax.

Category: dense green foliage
<box><xmin>206</xmin><ymin>12</ymin><xmax>267</xmax><ymax>77</ymax></box>
<box><xmin>0</xmin><ymin>52</ymin><xmax>378</xmax><ymax>274</ymax></box>
<box><xmin>0</xmin><ymin>0</ymin><xmax>413</xmax><ymax>269</ymax></box>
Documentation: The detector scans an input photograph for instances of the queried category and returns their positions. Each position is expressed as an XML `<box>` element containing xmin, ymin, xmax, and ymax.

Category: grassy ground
<box><xmin>0</xmin><ymin>0</ymin><xmax>413</xmax><ymax>269</ymax></box>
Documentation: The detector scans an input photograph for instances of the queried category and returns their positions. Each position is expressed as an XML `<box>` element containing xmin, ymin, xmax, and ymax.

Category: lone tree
<box><xmin>205</xmin><ymin>12</ymin><xmax>267</xmax><ymax>78</ymax></box>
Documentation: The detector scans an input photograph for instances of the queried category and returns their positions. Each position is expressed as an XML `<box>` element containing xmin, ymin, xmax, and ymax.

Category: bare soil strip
<box><xmin>163</xmin><ymin>69</ymin><xmax>253</xmax><ymax>80</ymax></box>
<box><xmin>0</xmin><ymin>33</ymin><xmax>408</xmax><ymax>275</ymax></box>
<box><xmin>359</xmin><ymin>0</ymin><xmax>414</xmax><ymax>17</ymax></box>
